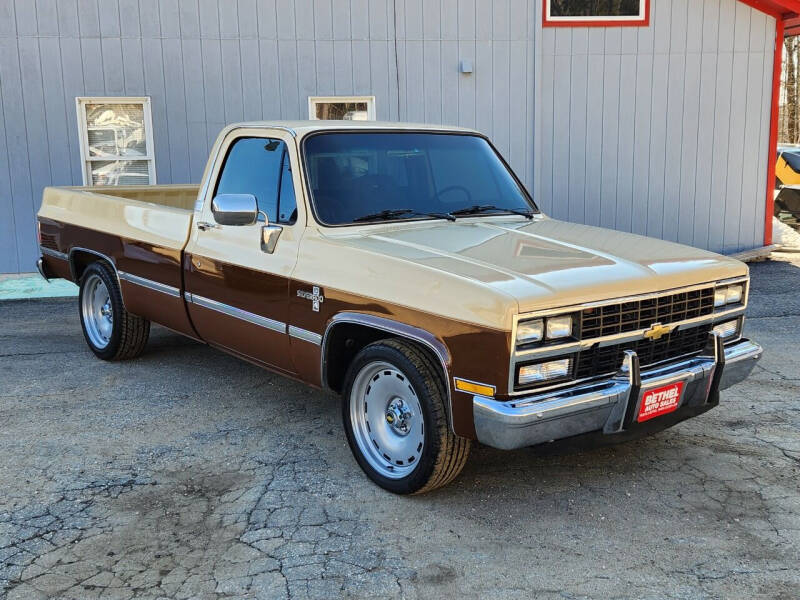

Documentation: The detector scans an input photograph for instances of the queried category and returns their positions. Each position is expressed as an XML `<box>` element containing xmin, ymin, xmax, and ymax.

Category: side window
<box><xmin>215</xmin><ymin>137</ymin><xmax>295</xmax><ymax>224</ymax></box>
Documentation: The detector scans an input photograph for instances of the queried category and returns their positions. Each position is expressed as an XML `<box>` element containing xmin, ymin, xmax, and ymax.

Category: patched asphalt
<box><xmin>1</xmin><ymin>254</ymin><xmax>799</xmax><ymax>599</ymax></box>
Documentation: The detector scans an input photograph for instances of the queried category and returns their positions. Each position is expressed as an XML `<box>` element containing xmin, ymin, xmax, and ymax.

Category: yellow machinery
<box><xmin>775</xmin><ymin>146</ymin><xmax>800</xmax><ymax>230</ymax></box>
<box><xmin>776</xmin><ymin>145</ymin><xmax>800</xmax><ymax>187</ymax></box>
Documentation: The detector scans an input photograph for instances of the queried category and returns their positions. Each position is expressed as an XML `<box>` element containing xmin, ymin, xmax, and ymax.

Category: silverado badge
<box><xmin>297</xmin><ymin>286</ymin><xmax>324</xmax><ymax>312</ymax></box>
<box><xmin>643</xmin><ymin>322</ymin><xmax>673</xmax><ymax>341</ymax></box>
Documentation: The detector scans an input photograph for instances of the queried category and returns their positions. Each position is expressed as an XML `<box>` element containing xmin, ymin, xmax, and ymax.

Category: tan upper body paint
<box><xmin>37</xmin><ymin>121</ymin><xmax>749</xmax><ymax>434</ymax></box>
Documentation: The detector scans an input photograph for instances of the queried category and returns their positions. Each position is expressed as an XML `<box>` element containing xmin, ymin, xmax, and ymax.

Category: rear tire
<box><xmin>78</xmin><ymin>261</ymin><xmax>150</xmax><ymax>361</ymax></box>
<box><xmin>342</xmin><ymin>338</ymin><xmax>471</xmax><ymax>494</ymax></box>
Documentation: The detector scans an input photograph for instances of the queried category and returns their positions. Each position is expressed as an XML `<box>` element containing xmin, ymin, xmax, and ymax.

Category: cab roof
<box><xmin>226</xmin><ymin>120</ymin><xmax>481</xmax><ymax>138</ymax></box>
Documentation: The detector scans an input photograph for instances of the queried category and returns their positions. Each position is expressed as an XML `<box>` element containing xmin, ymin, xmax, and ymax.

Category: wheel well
<box><xmin>70</xmin><ymin>250</ymin><xmax>113</xmax><ymax>283</ymax></box>
<box><xmin>323</xmin><ymin>323</ymin><xmax>447</xmax><ymax>394</ymax></box>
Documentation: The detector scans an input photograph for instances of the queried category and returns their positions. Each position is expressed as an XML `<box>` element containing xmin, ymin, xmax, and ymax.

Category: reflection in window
<box><xmin>314</xmin><ymin>102</ymin><xmax>368</xmax><ymax>120</ymax></box>
<box><xmin>77</xmin><ymin>97</ymin><xmax>156</xmax><ymax>186</ymax></box>
<box><xmin>86</xmin><ymin>104</ymin><xmax>148</xmax><ymax>157</ymax></box>
<box><xmin>550</xmin><ymin>0</ymin><xmax>641</xmax><ymax>16</ymax></box>
<box><xmin>544</xmin><ymin>0</ymin><xmax>648</xmax><ymax>25</ymax></box>
<box><xmin>309</xmin><ymin>96</ymin><xmax>375</xmax><ymax>121</ymax></box>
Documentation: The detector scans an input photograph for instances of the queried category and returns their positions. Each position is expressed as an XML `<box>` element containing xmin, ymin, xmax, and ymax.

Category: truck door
<box><xmin>184</xmin><ymin>128</ymin><xmax>301</xmax><ymax>374</ymax></box>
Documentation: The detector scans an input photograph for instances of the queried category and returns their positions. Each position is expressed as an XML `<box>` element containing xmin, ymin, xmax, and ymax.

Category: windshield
<box><xmin>302</xmin><ymin>132</ymin><xmax>537</xmax><ymax>225</ymax></box>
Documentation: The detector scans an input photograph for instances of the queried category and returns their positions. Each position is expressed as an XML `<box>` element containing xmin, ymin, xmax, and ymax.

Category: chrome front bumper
<box><xmin>473</xmin><ymin>335</ymin><xmax>762</xmax><ymax>450</ymax></box>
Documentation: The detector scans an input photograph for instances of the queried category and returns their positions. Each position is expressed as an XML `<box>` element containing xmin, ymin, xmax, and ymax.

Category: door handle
<box><xmin>197</xmin><ymin>221</ymin><xmax>218</xmax><ymax>231</ymax></box>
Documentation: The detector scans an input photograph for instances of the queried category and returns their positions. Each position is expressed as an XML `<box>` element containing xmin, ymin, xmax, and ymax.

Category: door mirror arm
<box><xmin>258</xmin><ymin>208</ymin><xmax>284</xmax><ymax>254</ymax></box>
<box><xmin>261</xmin><ymin>224</ymin><xmax>283</xmax><ymax>254</ymax></box>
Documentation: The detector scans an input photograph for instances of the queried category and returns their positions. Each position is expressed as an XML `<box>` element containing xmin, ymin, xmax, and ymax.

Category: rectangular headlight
<box><xmin>713</xmin><ymin>319</ymin><xmax>740</xmax><ymax>339</ymax></box>
<box><xmin>714</xmin><ymin>288</ymin><xmax>727</xmax><ymax>307</ymax></box>
<box><xmin>725</xmin><ymin>284</ymin><xmax>743</xmax><ymax>305</ymax></box>
<box><xmin>546</xmin><ymin>315</ymin><xmax>573</xmax><ymax>339</ymax></box>
<box><xmin>715</xmin><ymin>283</ymin><xmax>745</xmax><ymax>307</ymax></box>
<box><xmin>518</xmin><ymin>358</ymin><xmax>571</xmax><ymax>385</ymax></box>
<box><xmin>517</xmin><ymin>319</ymin><xmax>544</xmax><ymax>344</ymax></box>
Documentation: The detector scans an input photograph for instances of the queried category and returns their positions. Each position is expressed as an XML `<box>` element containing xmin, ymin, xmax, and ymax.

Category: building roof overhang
<box><xmin>739</xmin><ymin>0</ymin><xmax>800</xmax><ymax>18</ymax></box>
<box><xmin>737</xmin><ymin>0</ymin><xmax>800</xmax><ymax>35</ymax></box>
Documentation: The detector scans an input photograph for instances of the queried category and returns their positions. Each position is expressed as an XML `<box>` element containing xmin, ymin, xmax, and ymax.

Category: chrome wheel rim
<box><xmin>81</xmin><ymin>274</ymin><xmax>113</xmax><ymax>349</ymax></box>
<box><xmin>349</xmin><ymin>361</ymin><xmax>425</xmax><ymax>479</ymax></box>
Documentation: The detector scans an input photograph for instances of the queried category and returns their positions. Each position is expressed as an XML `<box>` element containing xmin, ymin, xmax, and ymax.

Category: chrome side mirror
<box><xmin>211</xmin><ymin>193</ymin><xmax>258</xmax><ymax>226</ymax></box>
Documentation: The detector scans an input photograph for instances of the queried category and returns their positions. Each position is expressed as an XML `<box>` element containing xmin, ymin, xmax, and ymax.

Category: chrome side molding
<box><xmin>288</xmin><ymin>326</ymin><xmax>322</xmax><ymax>345</ymax></box>
<box><xmin>118</xmin><ymin>272</ymin><xmax>181</xmax><ymax>298</ymax></box>
<box><xmin>41</xmin><ymin>247</ymin><xmax>69</xmax><ymax>261</ymax></box>
<box><xmin>184</xmin><ymin>292</ymin><xmax>287</xmax><ymax>334</ymax></box>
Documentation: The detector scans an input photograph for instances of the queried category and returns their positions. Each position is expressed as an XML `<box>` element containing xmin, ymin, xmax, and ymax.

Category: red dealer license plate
<box><xmin>637</xmin><ymin>381</ymin><xmax>685</xmax><ymax>423</ymax></box>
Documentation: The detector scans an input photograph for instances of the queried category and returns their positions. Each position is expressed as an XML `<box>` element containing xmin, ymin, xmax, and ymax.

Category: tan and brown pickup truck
<box><xmin>36</xmin><ymin>121</ymin><xmax>762</xmax><ymax>494</ymax></box>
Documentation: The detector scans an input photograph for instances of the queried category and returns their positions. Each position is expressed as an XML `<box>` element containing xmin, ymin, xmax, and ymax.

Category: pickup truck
<box><xmin>36</xmin><ymin>121</ymin><xmax>762</xmax><ymax>494</ymax></box>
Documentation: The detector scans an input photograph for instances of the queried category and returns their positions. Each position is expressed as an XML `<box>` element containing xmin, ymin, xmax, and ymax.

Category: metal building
<box><xmin>1</xmin><ymin>0</ymin><xmax>797</xmax><ymax>274</ymax></box>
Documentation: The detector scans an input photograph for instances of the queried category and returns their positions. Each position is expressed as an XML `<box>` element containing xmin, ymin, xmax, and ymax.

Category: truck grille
<box><xmin>575</xmin><ymin>323</ymin><xmax>712</xmax><ymax>380</ymax></box>
<box><xmin>579</xmin><ymin>288</ymin><xmax>715</xmax><ymax>340</ymax></box>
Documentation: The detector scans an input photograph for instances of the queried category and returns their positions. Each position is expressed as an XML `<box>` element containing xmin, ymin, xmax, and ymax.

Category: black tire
<box><xmin>78</xmin><ymin>261</ymin><xmax>150</xmax><ymax>361</ymax></box>
<box><xmin>342</xmin><ymin>338</ymin><xmax>471</xmax><ymax>494</ymax></box>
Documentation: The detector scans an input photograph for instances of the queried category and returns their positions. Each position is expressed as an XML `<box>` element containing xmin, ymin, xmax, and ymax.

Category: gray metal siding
<box><xmin>0</xmin><ymin>0</ymin><xmax>776</xmax><ymax>272</ymax></box>
<box><xmin>536</xmin><ymin>0</ymin><xmax>776</xmax><ymax>254</ymax></box>
<box><xmin>0</xmin><ymin>0</ymin><xmax>536</xmax><ymax>273</ymax></box>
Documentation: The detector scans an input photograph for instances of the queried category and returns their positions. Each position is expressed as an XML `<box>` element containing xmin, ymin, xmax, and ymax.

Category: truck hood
<box><xmin>325</xmin><ymin>217</ymin><xmax>747</xmax><ymax>315</ymax></box>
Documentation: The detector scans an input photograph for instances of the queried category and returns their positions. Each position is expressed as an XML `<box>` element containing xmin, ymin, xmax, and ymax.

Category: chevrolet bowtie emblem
<box><xmin>297</xmin><ymin>286</ymin><xmax>324</xmax><ymax>312</ymax></box>
<box><xmin>643</xmin><ymin>323</ymin><xmax>672</xmax><ymax>341</ymax></box>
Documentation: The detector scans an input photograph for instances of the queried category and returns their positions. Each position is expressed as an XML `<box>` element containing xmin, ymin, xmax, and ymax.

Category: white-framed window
<box><xmin>308</xmin><ymin>96</ymin><xmax>376</xmax><ymax>121</ymax></box>
<box><xmin>543</xmin><ymin>0</ymin><xmax>649</xmax><ymax>27</ymax></box>
<box><xmin>76</xmin><ymin>97</ymin><xmax>156</xmax><ymax>186</ymax></box>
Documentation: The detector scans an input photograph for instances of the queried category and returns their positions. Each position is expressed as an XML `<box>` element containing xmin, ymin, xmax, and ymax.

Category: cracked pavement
<box><xmin>1</xmin><ymin>254</ymin><xmax>799</xmax><ymax>599</ymax></box>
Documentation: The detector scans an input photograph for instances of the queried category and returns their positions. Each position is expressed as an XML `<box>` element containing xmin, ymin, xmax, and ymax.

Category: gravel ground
<box><xmin>1</xmin><ymin>255</ymin><xmax>799</xmax><ymax>600</ymax></box>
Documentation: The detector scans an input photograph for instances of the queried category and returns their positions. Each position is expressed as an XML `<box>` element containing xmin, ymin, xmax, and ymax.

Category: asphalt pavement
<box><xmin>1</xmin><ymin>254</ymin><xmax>798</xmax><ymax>599</ymax></box>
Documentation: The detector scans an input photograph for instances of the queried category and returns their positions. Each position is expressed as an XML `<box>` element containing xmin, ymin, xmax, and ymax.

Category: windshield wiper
<box><xmin>449</xmin><ymin>204</ymin><xmax>535</xmax><ymax>219</ymax></box>
<box><xmin>352</xmin><ymin>208</ymin><xmax>456</xmax><ymax>223</ymax></box>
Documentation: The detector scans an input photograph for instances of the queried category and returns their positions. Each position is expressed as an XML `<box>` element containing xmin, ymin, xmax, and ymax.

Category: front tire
<box><xmin>78</xmin><ymin>261</ymin><xmax>150</xmax><ymax>360</ymax></box>
<box><xmin>342</xmin><ymin>338</ymin><xmax>471</xmax><ymax>494</ymax></box>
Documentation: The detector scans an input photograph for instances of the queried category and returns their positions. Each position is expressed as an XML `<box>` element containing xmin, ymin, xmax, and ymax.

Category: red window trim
<box><xmin>542</xmin><ymin>0</ymin><xmax>650</xmax><ymax>28</ymax></box>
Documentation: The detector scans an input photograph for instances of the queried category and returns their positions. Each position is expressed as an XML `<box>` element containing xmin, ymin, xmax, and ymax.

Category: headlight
<box><xmin>516</xmin><ymin>319</ymin><xmax>544</xmax><ymax>344</ymax></box>
<box><xmin>715</xmin><ymin>283</ymin><xmax>745</xmax><ymax>307</ymax></box>
<box><xmin>714</xmin><ymin>288</ymin><xmax>727</xmax><ymax>307</ymax></box>
<box><xmin>517</xmin><ymin>315</ymin><xmax>574</xmax><ymax>346</ymax></box>
<box><xmin>546</xmin><ymin>315</ymin><xmax>573</xmax><ymax>339</ymax></box>
<box><xmin>713</xmin><ymin>319</ymin><xmax>740</xmax><ymax>339</ymax></box>
<box><xmin>518</xmin><ymin>358</ymin><xmax>572</xmax><ymax>385</ymax></box>
<box><xmin>725</xmin><ymin>284</ymin><xmax>743</xmax><ymax>304</ymax></box>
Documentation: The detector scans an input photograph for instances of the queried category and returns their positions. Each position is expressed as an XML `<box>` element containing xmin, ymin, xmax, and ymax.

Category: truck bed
<box><xmin>38</xmin><ymin>184</ymin><xmax>199</xmax><ymax>252</ymax></box>
<box><xmin>67</xmin><ymin>184</ymin><xmax>201</xmax><ymax>211</ymax></box>
<box><xmin>38</xmin><ymin>184</ymin><xmax>202</xmax><ymax>339</ymax></box>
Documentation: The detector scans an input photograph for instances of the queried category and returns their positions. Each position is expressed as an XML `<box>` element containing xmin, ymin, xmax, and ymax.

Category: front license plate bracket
<box><xmin>637</xmin><ymin>381</ymin><xmax>686</xmax><ymax>423</ymax></box>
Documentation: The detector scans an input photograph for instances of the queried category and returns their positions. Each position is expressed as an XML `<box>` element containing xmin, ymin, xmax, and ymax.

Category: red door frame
<box><xmin>766</xmin><ymin>18</ymin><xmax>785</xmax><ymax>246</ymax></box>
<box><xmin>738</xmin><ymin>0</ymin><xmax>800</xmax><ymax>246</ymax></box>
